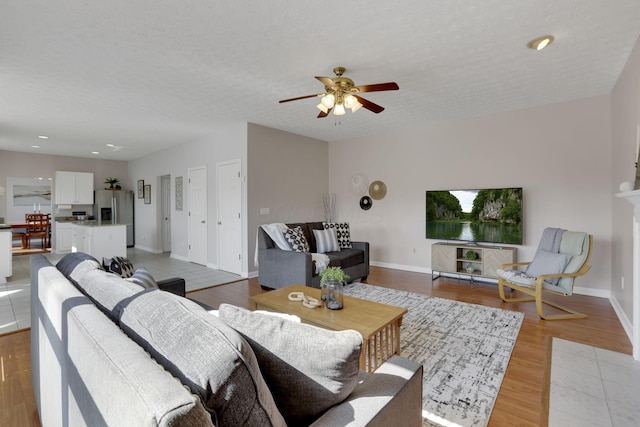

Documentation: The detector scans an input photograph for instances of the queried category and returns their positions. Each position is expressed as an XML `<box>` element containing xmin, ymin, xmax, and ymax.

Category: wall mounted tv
<box><xmin>425</xmin><ymin>187</ymin><xmax>523</xmax><ymax>245</ymax></box>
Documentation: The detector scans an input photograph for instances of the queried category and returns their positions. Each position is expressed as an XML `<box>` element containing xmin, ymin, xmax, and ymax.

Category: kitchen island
<box><xmin>69</xmin><ymin>222</ymin><xmax>126</xmax><ymax>261</ymax></box>
<box><xmin>0</xmin><ymin>227</ymin><xmax>11</xmax><ymax>283</ymax></box>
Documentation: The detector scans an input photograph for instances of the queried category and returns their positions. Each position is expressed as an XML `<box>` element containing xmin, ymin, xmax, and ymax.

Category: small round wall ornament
<box><xmin>359</xmin><ymin>195</ymin><xmax>372</xmax><ymax>210</ymax></box>
<box><xmin>369</xmin><ymin>180</ymin><xmax>387</xmax><ymax>200</ymax></box>
<box><xmin>350</xmin><ymin>173</ymin><xmax>370</xmax><ymax>196</ymax></box>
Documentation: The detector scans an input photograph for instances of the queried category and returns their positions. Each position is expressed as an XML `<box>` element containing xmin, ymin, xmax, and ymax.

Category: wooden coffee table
<box><xmin>250</xmin><ymin>284</ymin><xmax>407</xmax><ymax>373</ymax></box>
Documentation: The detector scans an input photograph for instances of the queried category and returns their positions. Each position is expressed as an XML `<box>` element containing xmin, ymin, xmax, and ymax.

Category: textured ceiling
<box><xmin>1</xmin><ymin>1</ymin><xmax>640</xmax><ymax>161</ymax></box>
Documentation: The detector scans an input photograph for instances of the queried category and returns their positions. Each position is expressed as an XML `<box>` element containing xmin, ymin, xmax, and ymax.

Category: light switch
<box><xmin>260</xmin><ymin>208</ymin><xmax>270</xmax><ymax>215</ymax></box>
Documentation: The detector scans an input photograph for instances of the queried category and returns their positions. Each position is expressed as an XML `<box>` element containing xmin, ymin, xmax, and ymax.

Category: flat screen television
<box><xmin>425</xmin><ymin>187</ymin><xmax>523</xmax><ymax>245</ymax></box>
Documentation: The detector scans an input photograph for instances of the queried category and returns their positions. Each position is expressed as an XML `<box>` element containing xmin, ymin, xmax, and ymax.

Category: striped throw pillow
<box><xmin>313</xmin><ymin>228</ymin><xmax>340</xmax><ymax>253</ymax></box>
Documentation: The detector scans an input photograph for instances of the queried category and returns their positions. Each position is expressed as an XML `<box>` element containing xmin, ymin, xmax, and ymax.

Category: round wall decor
<box><xmin>350</xmin><ymin>173</ymin><xmax>370</xmax><ymax>196</ymax></box>
<box><xmin>359</xmin><ymin>195</ymin><xmax>372</xmax><ymax>210</ymax></box>
<box><xmin>369</xmin><ymin>180</ymin><xmax>387</xmax><ymax>200</ymax></box>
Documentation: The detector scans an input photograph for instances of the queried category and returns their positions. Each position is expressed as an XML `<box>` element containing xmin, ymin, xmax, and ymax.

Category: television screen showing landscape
<box><xmin>425</xmin><ymin>187</ymin><xmax>523</xmax><ymax>245</ymax></box>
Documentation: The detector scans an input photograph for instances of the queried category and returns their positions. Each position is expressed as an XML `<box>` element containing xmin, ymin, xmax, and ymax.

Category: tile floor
<box><xmin>550</xmin><ymin>337</ymin><xmax>640</xmax><ymax>426</ymax></box>
<box><xmin>0</xmin><ymin>248</ymin><xmax>242</xmax><ymax>335</ymax></box>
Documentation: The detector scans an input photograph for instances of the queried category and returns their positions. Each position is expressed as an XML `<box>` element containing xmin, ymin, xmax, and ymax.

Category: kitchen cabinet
<box><xmin>54</xmin><ymin>222</ymin><xmax>74</xmax><ymax>253</ymax></box>
<box><xmin>71</xmin><ymin>224</ymin><xmax>126</xmax><ymax>261</ymax></box>
<box><xmin>55</xmin><ymin>171</ymin><xmax>94</xmax><ymax>205</ymax></box>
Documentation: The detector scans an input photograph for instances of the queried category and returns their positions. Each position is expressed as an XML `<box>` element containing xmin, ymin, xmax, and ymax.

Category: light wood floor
<box><xmin>1</xmin><ymin>266</ymin><xmax>631</xmax><ymax>426</ymax></box>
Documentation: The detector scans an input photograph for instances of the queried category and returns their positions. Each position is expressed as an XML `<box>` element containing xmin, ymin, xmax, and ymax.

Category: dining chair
<box><xmin>26</xmin><ymin>214</ymin><xmax>50</xmax><ymax>249</ymax></box>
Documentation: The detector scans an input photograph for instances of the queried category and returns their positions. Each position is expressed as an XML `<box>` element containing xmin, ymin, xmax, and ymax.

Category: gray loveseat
<box><xmin>258</xmin><ymin>222</ymin><xmax>370</xmax><ymax>290</ymax></box>
<box><xmin>31</xmin><ymin>253</ymin><xmax>422</xmax><ymax>426</ymax></box>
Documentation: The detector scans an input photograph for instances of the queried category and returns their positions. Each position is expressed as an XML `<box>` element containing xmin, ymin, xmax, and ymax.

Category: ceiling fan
<box><xmin>279</xmin><ymin>67</ymin><xmax>399</xmax><ymax>118</ymax></box>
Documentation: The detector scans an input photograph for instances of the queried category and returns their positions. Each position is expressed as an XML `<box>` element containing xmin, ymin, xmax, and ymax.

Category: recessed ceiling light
<box><xmin>527</xmin><ymin>35</ymin><xmax>554</xmax><ymax>51</ymax></box>
<box><xmin>38</xmin><ymin>135</ymin><xmax>48</xmax><ymax>139</ymax></box>
<box><xmin>31</xmin><ymin>145</ymin><xmax>40</xmax><ymax>148</ymax></box>
<box><xmin>92</xmin><ymin>151</ymin><xmax>100</xmax><ymax>155</ymax></box>
<box><xmin>106</xmin><ymin>143</ymin><xmax>115</xmax><ymax>147</ymax></box>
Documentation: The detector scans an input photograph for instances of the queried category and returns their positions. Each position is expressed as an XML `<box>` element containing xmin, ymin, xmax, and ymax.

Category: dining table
<box><xmin>10</xmin><ymin>220</ymin><xmax>51</xmax><ymax>249</ymax></box>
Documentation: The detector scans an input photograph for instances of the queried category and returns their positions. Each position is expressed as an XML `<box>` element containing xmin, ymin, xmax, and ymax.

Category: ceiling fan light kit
<box><xmin>280</xmin><ymin>66</ymin><xmax>399</xmax><ymax>118</ymax></box>
<box><xmin>527</xmin><ymin>35</ymin><xmax>554</xmax><ymax>50</ymax></box>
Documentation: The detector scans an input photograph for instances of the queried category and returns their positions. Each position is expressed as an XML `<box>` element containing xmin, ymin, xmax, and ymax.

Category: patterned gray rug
<box><xmin>343</xmin><ymin>283</ymin><xmax>524</xmax><ymax>427</ymax></box>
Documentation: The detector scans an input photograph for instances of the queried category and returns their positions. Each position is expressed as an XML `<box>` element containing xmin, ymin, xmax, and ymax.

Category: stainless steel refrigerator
<box><xmin>94</xmin><ymin>190</ymin><xmax>135</xmax><ymax>247</ymax></box>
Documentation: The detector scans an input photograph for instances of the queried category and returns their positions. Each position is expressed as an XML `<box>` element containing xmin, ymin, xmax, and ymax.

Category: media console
<box><xmin>431</xmin><ymin>242</ymin><xmax>516</xmax><ymax>281</ymax></box>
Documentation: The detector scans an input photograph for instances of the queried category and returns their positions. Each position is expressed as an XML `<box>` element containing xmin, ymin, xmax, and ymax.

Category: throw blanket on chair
<box><xmin>537</xmin><ymin>227</ymin><xmax>565</xmax><ymax>253</ymax></box>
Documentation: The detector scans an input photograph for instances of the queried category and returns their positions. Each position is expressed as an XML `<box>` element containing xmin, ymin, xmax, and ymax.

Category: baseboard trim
<box><xmin>134</xmin><ymin>244</ymin><xmax>162</xmax><ymax>254</ymax></box>
<box><xmin>370</xmin><ymin>261</ymin><xmax>430</xmax><ymax>274</ymax></box>
<box><xmin>170</xmin><ymin>253</ymin><xmax>189</xmax><ymax>262</ymax></box>
<box><xmin>609</xmin><ymin>294</ymin><xmax>633</xmax><ymax>344</ymax></box>
<box><xmin>573</xmin><ymin>286</ymin><xmax>609</xmax><ymax>299</ymax></box>
<box><xmin>371</xmin><ymin>262</ymin><xmax>611</xmax><ymax>298</ymax></box>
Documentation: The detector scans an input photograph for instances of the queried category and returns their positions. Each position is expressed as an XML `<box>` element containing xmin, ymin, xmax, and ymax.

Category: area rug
<box><xmin>343</xmin><ymin>283</ymin><xmax>524</xmax><ymax>427</ymax></box>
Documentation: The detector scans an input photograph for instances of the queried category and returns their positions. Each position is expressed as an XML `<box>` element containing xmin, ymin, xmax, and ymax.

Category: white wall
<box><xmin>128</xmin><ymin>122</ymin><xmax>248</xmax><ymax>272</ymax></box>
<box><xmin>329</xmin><ymin>96</ymin><xmax>613</xmax><ymax>295</ymax></box>
<box><xmin>611</xmin><ymin>35</ymin><xmax>640</xmax><ymax>325</ymax></box>
<box><xmin>247</xmin><ymin>123</ymin><xmax>328</xmax><ymax>275</ymax></box>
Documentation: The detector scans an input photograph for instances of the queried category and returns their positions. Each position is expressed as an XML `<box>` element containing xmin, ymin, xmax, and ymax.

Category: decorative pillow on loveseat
<box><xmin>323</xmin><ymin>222</ymin><xmax>352</xmax><ymax>249</ymax></box>
<box><xmin>117</xmin><ymin>291</ymin><xmax>286</xmax><ymax>427</ymax></box>
<box><xmin>313</xmin><ymin>228</ymin><xmax>340</xmax><ymax>253</ymax></box>
<box><xmin>126</xmin><ymin>266</ymin><xmax>159</xmax><ymax>289</ymax></box>
<box><xmin>283</xmin><ymin>226</ymin><xmax>310</xmax><ymax>252</ymax></box>
<box><xmin>218</xmin><ymin>304</ymin><xmax>362</xmax><ymax>425</ymax></box>
<box><xmin>102</xmin><ymin>256</ymin><xmax>135</xmax><ymax>278</ymax></box>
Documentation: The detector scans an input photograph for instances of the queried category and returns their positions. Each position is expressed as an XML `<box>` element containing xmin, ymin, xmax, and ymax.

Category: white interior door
<box><xmin>188</xmin><ymin>167</ymin><xmax>207</xmax><ymax>265</ymax></box>
<box><xmin>161</xmin><ymin>175</ymin><xmax>171</xmax><ymax>252</ymax></box>
<box><xmin>217</xmin><ymin>160</ymin><xmax>242</xmax><ymax>275</ymax></box>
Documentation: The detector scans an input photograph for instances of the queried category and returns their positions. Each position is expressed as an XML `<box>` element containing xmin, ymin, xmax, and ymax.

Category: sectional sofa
<box><xmin>30</xmin><ymin>253</ymin><xmax>422</xmax><ymax>426</ymax></box>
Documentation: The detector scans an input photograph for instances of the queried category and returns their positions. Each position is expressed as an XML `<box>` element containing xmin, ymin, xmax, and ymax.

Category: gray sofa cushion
<box><xmin>218</xmin><ymin>304</ymin><xmax>362</xmax><ymax>425</ymax></box>
<box><xmin>76</xmin><ymin>269</ymin><xmax>145</xmax><ymax>320</ymax></box>
<box><xmin>67</xmin><ymin>298</ymin><xmax>214</xmax><ymax>426</ymax></box>
<box><xmin>117</xmin><ymin>291</ymin><xmax>286</xmax><ymax>427</ymax></box>
<box><xmin>56</xmin><ymin>252</ymin><xmax>103</xmax><ymax>282</ymax></box>
<box><xmin>327</xmin><ymin>248</ymin><xmax>365</xmax><ymax>269</ymax></box>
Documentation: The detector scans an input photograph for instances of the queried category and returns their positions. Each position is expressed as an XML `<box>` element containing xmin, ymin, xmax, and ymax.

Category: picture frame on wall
<box><xmin>137</xmin><ymin>180</ymin><xmax>144</xmax><ymax>198</ymax></box>
<box><xmin>144</xmin><ymin>185</ymin><xmax>151</xmax><ymax>204</ymax></box>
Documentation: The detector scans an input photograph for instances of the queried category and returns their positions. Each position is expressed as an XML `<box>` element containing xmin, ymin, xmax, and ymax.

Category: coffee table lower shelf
<box><xmin>250</xmin><ymin>284</ymin><xmax>407</xmax><ymax>373</ymax></box>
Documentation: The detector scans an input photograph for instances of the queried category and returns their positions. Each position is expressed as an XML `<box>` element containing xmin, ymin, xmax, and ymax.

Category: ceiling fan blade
<box><xmin>279</xmin><ymin>93</ymin><xmax>322</xmax><ymax>103</ymax></box>
<box><xmin>317</xmin><ymin>107</ymin><xmax>332</xmax><ymax>118</ymax></box>
<box><xmin>353</xmin><ymin>82</ymin><xmax>399</xmax><ymax>93</ymax></box>
<box><xmin>354</xmin><ymin>95</ymin><xmax>385</xmax><ymax>113</ymax></box>
<box><xmin>315</xmin><ymin>76</ymin><xmax>337</xmax><ymax>88</ymax></box>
